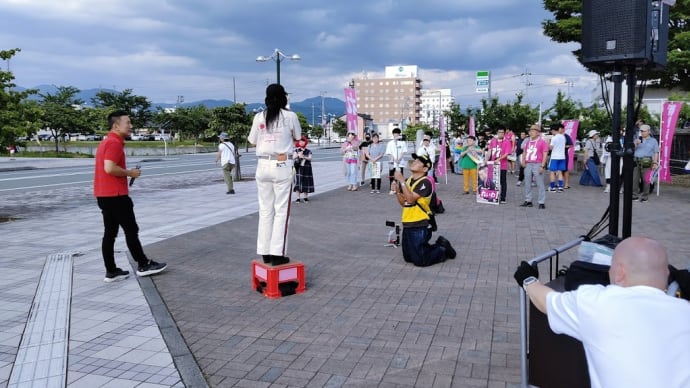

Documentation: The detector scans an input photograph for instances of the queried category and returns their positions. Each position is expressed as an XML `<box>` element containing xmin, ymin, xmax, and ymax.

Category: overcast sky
<box><xmin>1</xmin><ymin>0</ymin><xmax>600</xmax><ymax>108</ymax></box>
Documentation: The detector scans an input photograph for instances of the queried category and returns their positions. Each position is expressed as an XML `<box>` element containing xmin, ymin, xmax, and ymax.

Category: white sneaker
<box><xmin>516</xmin><ymin>181</ymin><xmax>522</xmax><ymax>187</ymax></box>
<box><xmin>604</xmin><ymin>185</ymin><xmax>610</xmax><ymax>193</ymax></box>
<box><xmin>389</xmin><ymin>190</ymin><xmax>396</xmax><ymax>195</ymax></box>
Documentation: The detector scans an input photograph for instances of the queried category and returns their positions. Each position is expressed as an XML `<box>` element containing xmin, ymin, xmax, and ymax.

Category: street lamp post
<box><xmin>255</xmin><ymin>48</ymin><xmax>301</xmax><ymax>85</ymax></box>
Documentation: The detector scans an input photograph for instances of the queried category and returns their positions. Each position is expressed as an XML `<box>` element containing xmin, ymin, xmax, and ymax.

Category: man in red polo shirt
<box><xmin>94</xmin><ymin>110</ymin><xmax>167</xmax><ymax>282</ymax></box>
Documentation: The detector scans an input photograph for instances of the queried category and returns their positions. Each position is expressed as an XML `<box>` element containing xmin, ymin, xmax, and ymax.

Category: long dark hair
<box><xmin>264</xmin><ymin>84</ymin><xmax>288</xmax><ymax>129</ymax></box>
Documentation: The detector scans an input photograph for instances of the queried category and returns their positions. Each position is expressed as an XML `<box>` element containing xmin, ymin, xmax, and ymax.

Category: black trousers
<box><xmin>516</xmin><ymin>154</ymin><xmax>525</xmax><ymax>182</ymax></box>
<box><xmin>97</xmin><ymin>196</ymin><xmax>148</xmax><ymax>272</ymax></box>
<box><xmin>499</xmin><ymin>170</ymin><xmax>507</xmax><ymax>201</ymax></box>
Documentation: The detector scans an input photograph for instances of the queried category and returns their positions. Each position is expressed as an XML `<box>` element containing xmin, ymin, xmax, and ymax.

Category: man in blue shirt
<box><xmin>632</xmin><ymin>124</ymin><xmax>659</xmax><ymax>202</ymax></box>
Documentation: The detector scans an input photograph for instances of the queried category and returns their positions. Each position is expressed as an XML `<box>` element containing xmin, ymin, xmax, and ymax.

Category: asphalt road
<box><xmin>0</xmin><ymin>147</ymin><xmax>345</xmax><ymax>194</ymax></box>
<box><xmin>0</xmin><ymin>147</ymin><xmax>345</xmax><ymax>219</ymax></box>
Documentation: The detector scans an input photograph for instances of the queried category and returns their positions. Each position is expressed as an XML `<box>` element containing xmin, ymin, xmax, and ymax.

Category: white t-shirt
<box><xmin>547</xmin><ymin>284</ymin><xmax>690</xmax><ymax>388</ymax></box>
<box><xmin>385</xmin><ymin>138</ymin><xmax>408</xmax><ymax>168</ymax></box>
<box><xmin>549</xmin><ymin>133</ymin><xmax>566</xmax><ymax>160</ymax></box>
<box><xmin>248</xmin><ymin>109</ymin><xmax>301</xmax><ymax>156</ymax></box>
<box><xmin>218</xmin><ymin>141</ymin><xmax>236</xmax><ymax>165</ymax></box>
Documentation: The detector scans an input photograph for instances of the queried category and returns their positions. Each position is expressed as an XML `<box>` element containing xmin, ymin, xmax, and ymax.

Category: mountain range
<box><xmin>17</xmin><ymin>85</ymin><xmax>347</xmax><ymax>123</ymax></box>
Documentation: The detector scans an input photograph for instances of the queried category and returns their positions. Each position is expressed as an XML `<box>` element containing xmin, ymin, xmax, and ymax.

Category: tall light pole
<box><xmin>320</xmin><ymin>91</ymin><xmax>327</xmax><ymax>142</ymax></box>
<box><xmin>255</xmin><ymin>48</ymin><xmax>301</xmax><ymax>85</ymax></box>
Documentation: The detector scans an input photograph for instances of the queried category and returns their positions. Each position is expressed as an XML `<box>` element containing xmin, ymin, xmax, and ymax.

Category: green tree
<box><xmin>579</xmin><ymin>103</ymin><xmax>611</xmax><ymax>139</ymax></box>
<box><xmin>543</xmin><ymin>90</ymin><xmax>584</xmax><ymax>133</ymax></box>
<box><xmin>503</xmin><ymin>94</ymin><xmax>540</xmax><ymax>133</ymax></box>
<box><xmin>296</xmin><ymin>112</ymin><xmax>309</xmax><ymax>136</ymax></box>
<box><xmin>40</xmin><ymin>86</ymin><xmax>88</xmax><ymax>152</ymax></box>
<box><xmin>542</xmin><ymin>0</ymin><xmax>690</xmax><ymax>90</ymax></box>
<box><xmin>445</xmin><ymin>102</ymin><xmax>469</xmax><ymax>136</ymax></box>
<box><xmin>310</xmin><ymin>125</ymin><xmax>324</xmax><ymax>140</ymax></box>
<box><xmin>403</xmin><ymin>123</ymin><xmax>433</xmax><ymax>143</ymax></box>
<box><xmin>332</xmin><ymin>118</ymin><xmax>347</xmax><ymax>138</ymax></box>
<box><xmin>169</xmin><ymin>105</ymin><xmax>210</xmax><ymax>144</ymax></box>
<box><xmin>91</xmin><ymin>89</ymin><xmax>153</xmax><ymax>129</ymax></box>
<box><xmin>0</xmin><ymin>48</ymin><xmax>41</xmax><ymax>151</ymax></box>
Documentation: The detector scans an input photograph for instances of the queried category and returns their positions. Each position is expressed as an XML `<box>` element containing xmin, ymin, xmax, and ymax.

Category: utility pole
<box><xmin>521</xmin><ymin>68</ymin><xmax>532</xmax><ymax>101</ymax></box>
<box><xmin>321</xmin><ymin>91</ymin><xmax>327</xmax><ymax>143</ymax></box>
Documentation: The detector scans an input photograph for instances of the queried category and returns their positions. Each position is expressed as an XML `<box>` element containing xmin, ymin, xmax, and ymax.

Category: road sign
<box><xmin>476</xmin><ymin>70</ymin><xmax>490</xmax><ymax>79</ymax></box>
<box><xmin>476</xmin><ymin>70</ymin><xmax>490</xmax><ymax>93</ymax></box>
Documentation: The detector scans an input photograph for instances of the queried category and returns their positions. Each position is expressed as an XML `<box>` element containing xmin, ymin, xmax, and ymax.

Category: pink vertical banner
<box><xmin>561</xmin><ymin>119</ymin><xmax>579</xmax><ymax>171</ymax></box>
<box><xmin>469</xmin><ymin>116</ymin><xmax>475</xmax><ymax>137</ymax></box>
<box><xmin>344</xmin><ymin>88</ymin><xmax>358</xmax><ymax>135</ymax></box>
<box><xmin>437</xmin><ymin>116</ymin><xmax>447</xmax><ymax>177</ymax></box>
<box><xmin>660</xmin><ymin>101</ymin><xmax>682</xmax><ymax>183</ymax></box>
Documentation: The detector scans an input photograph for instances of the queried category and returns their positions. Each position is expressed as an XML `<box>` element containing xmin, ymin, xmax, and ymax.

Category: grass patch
<box><xmin>36</xmin><ymin>140</ymin><xmax>217</xmax><ymax>148</ymax></box>
<box><xmin>11</xmin><ymin>151</ymin><xmax>93</xmax><ymax>158</ymax></box>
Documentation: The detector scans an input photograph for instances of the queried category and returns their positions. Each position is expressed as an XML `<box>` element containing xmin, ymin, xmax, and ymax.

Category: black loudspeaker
<box><xmin>582</xmin><ymin>0</ymin><xmax>669</xmax><ymax>69</ymax></box>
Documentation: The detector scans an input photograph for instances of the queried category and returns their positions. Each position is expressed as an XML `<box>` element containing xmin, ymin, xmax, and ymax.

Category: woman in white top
<box><xmin>248</xmin><ymin>84</ymin><xmax>301</xmax><ymax>266</ymax></box>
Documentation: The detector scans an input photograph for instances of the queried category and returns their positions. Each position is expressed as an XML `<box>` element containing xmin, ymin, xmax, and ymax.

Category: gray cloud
<box><xmin>2</xmin><ymin>0</ymin><xmax>597</xmax><ymax>108</ymax></box>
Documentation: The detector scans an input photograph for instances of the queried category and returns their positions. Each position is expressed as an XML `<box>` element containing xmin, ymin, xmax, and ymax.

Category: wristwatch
<box><xmin>522</xmin><ymin>276</ymin><xmax>538</xmax><ymax>290</ymax></box>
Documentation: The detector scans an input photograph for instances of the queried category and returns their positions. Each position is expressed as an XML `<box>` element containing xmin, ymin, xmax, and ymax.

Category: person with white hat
<box><xmin>579</xmin><ymin>130</ymin><xmax>603</xmax><ymax>187</ymax></box>
<box><xmin>215</xmin><ymin>132</ymin><xmax>236</xmax><ymax>194</ymax></box>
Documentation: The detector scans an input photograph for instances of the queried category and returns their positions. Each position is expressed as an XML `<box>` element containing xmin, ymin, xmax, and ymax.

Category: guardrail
<box><xmin>518</xmin><ymin>236</ymin><xmax>586</xmax><ymax>388</ymax></box>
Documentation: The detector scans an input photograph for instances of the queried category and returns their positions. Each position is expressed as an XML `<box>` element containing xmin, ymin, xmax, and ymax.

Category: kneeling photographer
<box><xmin>392</xmin><ymin>153</ymin><xmax>456</xmax><ymax>267</ymax></box>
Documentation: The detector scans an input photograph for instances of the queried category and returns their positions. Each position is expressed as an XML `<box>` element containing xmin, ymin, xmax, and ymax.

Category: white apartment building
<box><xmin>420</xmin><ymin>89</ymin><xmax>454</xmax><ymax>128</ymax></box>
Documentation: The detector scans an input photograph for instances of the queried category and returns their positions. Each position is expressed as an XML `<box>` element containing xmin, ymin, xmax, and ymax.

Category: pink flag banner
<box><xmin>436</xmin><ymin>116</ymin><xmax>447</xmax><ymax>177</ymax></box>
<box><xmin>469</xmin><ymin>116</ymin><xmax>476</xmax><ymax>137</ymax></box>
<box><xmin>561</xmin><ymin>119</ymin><xmax>579</xmax><ymax>171</ymax></box>
<box><xmin>660</xmin><ymin>101</ymin><xmax>682</xmax><ymax>183</ymax></box>
<box><xmin>344</xmin><ymin>88</ymin><xmax>358</xmax><ymax>135</ymax></box>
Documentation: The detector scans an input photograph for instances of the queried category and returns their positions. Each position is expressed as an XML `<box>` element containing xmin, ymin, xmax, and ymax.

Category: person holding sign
<box><xmin>485</xmin><ymin>126</ymin><xmax>512</xmax><ymax>203</ymax></box>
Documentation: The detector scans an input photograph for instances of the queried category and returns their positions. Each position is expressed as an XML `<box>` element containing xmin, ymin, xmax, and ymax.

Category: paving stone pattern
<box><xmin>145</xmin><ymin>169</ymin><xmax>690</xmax><ymax>387</ymax></box>
<box><xmin>2</xmin><ymin>156</ymin><xmax>689</xmax><ymax>387</ymax></box>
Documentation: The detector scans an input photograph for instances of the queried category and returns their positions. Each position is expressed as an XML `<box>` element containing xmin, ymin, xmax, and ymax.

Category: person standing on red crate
<box><xmin>248</xmin><ymin>84</ymin><xmax>301</xmax><ymax>266</ymax></box>
<box><xmin>514</xmin><ymin>236</ymin><xmax>690</xmax><ymax>388</ymax></box>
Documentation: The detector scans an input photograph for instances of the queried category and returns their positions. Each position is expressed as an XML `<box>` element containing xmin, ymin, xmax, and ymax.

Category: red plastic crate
<box><xmin>251</xmin><ymin>260</ymin><xmax>306</xmax><ymax>298</ymax></box>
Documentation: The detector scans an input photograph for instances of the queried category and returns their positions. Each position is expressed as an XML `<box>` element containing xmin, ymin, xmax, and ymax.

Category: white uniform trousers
<box><xmin>255</xmin><ymin>158</ymin><xmax>294</xmax><ymax>256</ymax></box>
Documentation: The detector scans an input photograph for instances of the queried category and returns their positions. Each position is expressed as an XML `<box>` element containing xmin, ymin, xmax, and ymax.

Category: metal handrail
<box><xmin>519</xmin><ymin>236</ymin><xmax>585</xmax><ymax>388</ymax></box>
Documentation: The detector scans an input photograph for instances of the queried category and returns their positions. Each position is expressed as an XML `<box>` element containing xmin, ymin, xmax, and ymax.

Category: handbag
<box><xmin>589</xmin><ymin>141</ymin><xmax>601</xmax><ymax>166</ymax></box>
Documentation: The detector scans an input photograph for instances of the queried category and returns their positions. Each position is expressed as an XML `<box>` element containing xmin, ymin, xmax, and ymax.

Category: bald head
<box><xmin>609</xmin><ymin>237</ymin><xmax>669</xmax><ymax>289</ymax></box>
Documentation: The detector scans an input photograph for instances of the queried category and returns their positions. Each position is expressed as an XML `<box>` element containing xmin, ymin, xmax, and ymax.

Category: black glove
<box><xmin>514</xmin><ymin>261</ymin><xmax>539</xmax><ymax>287</ymax></box>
